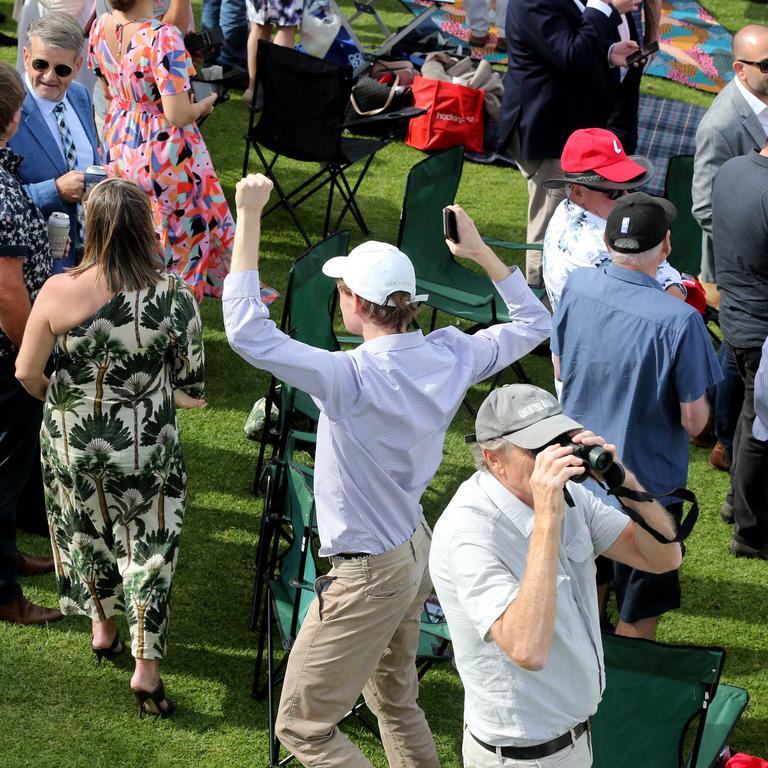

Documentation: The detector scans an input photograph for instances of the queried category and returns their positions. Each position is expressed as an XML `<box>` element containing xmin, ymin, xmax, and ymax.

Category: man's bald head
<box><xmin>733</xmin><ymin>24</ymin><xmax>768</xmax><ymax>61</ymax></box>
<box><xmin>733</xmin><ymin>24</ymin><xmax>768</xmax><ymax>102</ymax></box>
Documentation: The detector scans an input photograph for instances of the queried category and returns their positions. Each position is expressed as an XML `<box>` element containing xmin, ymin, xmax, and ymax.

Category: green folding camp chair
<box><xmin>397</xmin><ymin>146</ymin><xmax>535</xmax><ymax>395</ymax></box>
<box><xmin>664</xmin><ymin>155</ymin><xmax>702</xmax><ymax>278</ymax></box>
<box><xmin>692</xmin><ymin>684</ymin><xmax>749</xmax><ymax>768</ymax></box>
<box><xmin>663</xmin><ymin>154</ymin><xmax>721</xmax><ymax>345</ymax></box>
<box><xmin>592</xmin><ymin>633</ymin><xmax>747</xmax><ymax>768</ymax></box>
<box><xmin>253</xmin><ymin>229</ymin><xmax>351</xmax><ymax>494</ymax></box>
<box><xmin>255</xmin><ymin>460</ymin><xmax>453</xmax><ymax>767</ymax></box>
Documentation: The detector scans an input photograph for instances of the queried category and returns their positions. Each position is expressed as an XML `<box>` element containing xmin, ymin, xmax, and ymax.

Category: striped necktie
<box><xmin>53</xmin><ymin>101</ymin><xmax>86</xmax><ymax>251</ymax></box>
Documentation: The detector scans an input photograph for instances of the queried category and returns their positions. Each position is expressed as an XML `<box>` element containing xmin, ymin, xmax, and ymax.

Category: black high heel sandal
<box><xmin>132</xmin><ymin>679</ymin><xmax>176</xmax><ymax>719</ymax></box>
<box><xmin>91</xmin><ymin>632</ymin><xmax>124</xmax><ymax>664</ymax></box>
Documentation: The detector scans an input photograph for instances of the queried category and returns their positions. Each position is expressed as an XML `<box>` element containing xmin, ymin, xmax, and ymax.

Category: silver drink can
<box><xmin>83</xmin><ymin>164</ymin><xmax>107</xmax><ymax>193</ymax></box>
<box><xmin>47</xmin><ymin>212</ymin><xmax>70</xmax><ymax>260</ymax></box>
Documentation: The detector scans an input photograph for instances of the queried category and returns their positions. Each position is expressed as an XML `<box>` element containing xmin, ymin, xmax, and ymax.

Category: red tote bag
<box><xmin>406</xmin><ymin>75</ymin><xmax>484</xmax><ymax>153</ymax></box>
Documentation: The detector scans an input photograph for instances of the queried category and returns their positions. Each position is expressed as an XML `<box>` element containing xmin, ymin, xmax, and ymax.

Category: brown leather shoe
<box><xmin>708</xmin><ymin>441</ymin><xmax>732</xmax><ymax>472</ymax></box>
<box><xmin>16</xmin><ymin>551</ymin><xmax>55</xmax><ymax>576</ymax></box>
<box><xmin>0</xmin><ymin>596</ymin><xmax>64</xmax><ymax>625</ymax></box>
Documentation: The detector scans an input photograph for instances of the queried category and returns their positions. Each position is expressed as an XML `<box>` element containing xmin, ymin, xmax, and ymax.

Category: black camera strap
<box><xmin>604</xmin><ymin>484</ymin><xmax>699</xmax><ymax>544</ymax></box>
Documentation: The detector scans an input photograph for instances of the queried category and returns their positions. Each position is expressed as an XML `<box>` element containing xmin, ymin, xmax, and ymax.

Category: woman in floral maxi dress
<box><xmin>88</xmin><ymin>0</ymin><xmax>234</xmax><ymax>301</ymax></box>
<box><xmin>16</xmin><ymin>178</ymin><xmax>205</xmax><ymax>717</ymax></box>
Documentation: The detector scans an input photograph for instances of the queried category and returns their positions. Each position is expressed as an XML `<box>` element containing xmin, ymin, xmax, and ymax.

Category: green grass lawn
<box><xmin>2</xmin><ymin>0</ymin><xmax>768</xmax><ymax>765</ymax></box>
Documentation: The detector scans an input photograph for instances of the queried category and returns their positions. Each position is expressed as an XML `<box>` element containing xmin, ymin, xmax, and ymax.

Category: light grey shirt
<box><xmin>224</xmin><ymin>268</ymin><xmax>551</xmax><ymax>556</ymax></box>
<box><xmin>429</xmin><ymin>471</ymin><xmax>628</xmax><ymax>746</ymax></box>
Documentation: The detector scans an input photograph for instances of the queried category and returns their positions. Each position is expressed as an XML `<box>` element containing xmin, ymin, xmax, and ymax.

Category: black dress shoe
<box><xmin>16</xmin><ymin>550</ymin><xmax>55</xmax><ymax>576</ymax></box>
<box><xmin>0</xmin><ymin>596</ymin><xmax>64</xmax><ymax>625</ymax></box>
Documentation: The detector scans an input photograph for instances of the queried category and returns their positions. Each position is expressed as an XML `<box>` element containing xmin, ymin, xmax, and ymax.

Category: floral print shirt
<box><xmin>542</xmin><ymin>198</ymin><xmax>684</xmax><ymax>312</ymax></box>
<box><xmin>0</xmin><ymin>147</ymin><xmax>53</xmax><ymax>358</ymax></box>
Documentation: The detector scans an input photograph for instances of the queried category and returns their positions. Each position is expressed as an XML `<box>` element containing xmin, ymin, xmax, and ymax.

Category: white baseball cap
<box><xmin>322</xmin><ymin>241</ymin><xmax>428</xmax><ymax>306</ymax></box>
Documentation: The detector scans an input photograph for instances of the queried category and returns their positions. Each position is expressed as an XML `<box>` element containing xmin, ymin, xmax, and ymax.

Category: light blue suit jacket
<box><xmin>8</xmin><ymin>81</ymin><xmax>99</xmax><ymax>268</ymax></box>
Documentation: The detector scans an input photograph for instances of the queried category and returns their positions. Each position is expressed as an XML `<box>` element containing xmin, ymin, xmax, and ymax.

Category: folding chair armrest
<box><xmin>482</xmin><ymin>236</ymin><xmax>543</xmax><ymax>252</ymax></box>
<box><xmin>343</xmin><ymin>106</ymin><xmax>426</xmax><ymax>132</ymax></box>
<box><xmin>336</xmin><ymin>333</ymin><xmax>363</xmax><ymax>347</ymax></box>
<box><xmin>417</xmin><ymin>278</ymin><xmax>495</xmax><ymax>308</ymax></box>
<box><xmin>288</xmin><ymin>577</ymin><xmax>315</xmax><ymax>591</ymax></box>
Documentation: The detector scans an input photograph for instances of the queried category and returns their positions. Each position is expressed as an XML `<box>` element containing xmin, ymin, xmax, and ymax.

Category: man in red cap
<box><xmin>542</xmin><ymin>128</ymin><xmax>685</xmax><ymax>313</ymax></box>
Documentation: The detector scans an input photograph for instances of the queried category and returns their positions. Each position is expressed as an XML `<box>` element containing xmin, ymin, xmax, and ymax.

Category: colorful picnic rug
<box><xmin>400</xmin><ymin>0</ymin><xmax>734</xmax><ymax>93</ymax></box>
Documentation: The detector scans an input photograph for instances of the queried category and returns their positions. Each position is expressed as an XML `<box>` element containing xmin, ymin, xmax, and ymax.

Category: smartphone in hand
<box><xmin>443</xmin><ymin>207</ymin><xmax>459</xmax><ymax>243</ymax></box>
<box><xmin>625</xmin><ymin>39</ymin><xmax>659</xmax><ymax>67</ymax></box>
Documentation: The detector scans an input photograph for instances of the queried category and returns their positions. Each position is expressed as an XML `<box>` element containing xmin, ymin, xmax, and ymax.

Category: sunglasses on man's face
<box><xmin>31</xmin><ymin>58</ymin><xmax>74</xmax><ymax>77</ymax></box>
<box><xmin>581</xmin><ymin>186</ymin><xmax>628</xmax><ymax>201</ymax></box>
<box><xmin>738</xmin><ymin>58</ymin><xmax>768</xmax><ymax>74</ymax></box>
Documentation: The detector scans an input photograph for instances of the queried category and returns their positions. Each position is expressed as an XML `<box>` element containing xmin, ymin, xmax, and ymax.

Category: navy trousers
<box><xmin>0</xmin><ymin>357</ymin><xmax>43</xmax><ymax>605</ymax></box>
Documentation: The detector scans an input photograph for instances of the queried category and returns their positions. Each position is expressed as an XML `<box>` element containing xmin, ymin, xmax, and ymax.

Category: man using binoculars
<box><xmin>429</xmin><ymin>384</ymin><xmax>682</xmax><ymax>768</ymax></box>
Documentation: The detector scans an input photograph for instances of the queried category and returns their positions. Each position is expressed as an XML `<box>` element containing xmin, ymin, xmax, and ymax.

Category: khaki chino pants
<box><xmin>276</xmin><ymin>519</ymin><xmax>440</xmax><ymax>768</ymax></box>
<box><xmin>510</xmin><ymin>132</ymin><xmax>566</xmax><ymax>288</ymax></box>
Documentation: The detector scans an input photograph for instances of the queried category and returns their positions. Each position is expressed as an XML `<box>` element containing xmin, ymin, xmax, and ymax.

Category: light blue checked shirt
<box><xmin>224</xmin><ymin>268</ymin><xmax>551</xmax><ymax>556</ymax></box>
<box><xmin>754</xmin><ymin>335</ymin><xmax>768</xmax><ymax>442</ymax></box>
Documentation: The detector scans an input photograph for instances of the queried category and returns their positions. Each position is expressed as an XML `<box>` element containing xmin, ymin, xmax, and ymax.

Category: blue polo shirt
<box><xmin>551</xmin><ymin>264</ymin><xmax>722</xmax><ymax>507</ymax></box>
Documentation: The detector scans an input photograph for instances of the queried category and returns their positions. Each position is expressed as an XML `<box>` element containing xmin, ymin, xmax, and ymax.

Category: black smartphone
<box><xmin>625</xmin><ymin>39</ymin><xmax>659</xmax><ymax>67</ymax></box>
<box><xmin>443</xmin><ymin>207</ymin><xmax>459</xmax><ymax>243</ymax></box>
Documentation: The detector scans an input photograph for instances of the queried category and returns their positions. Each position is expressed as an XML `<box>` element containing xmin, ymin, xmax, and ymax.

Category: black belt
<box><xmin>332</xmin><ymin>552</ymin><xmax>372</xmax><ymax>560</ymax></box>
<box><xmin>471</xmin><ymin>720</ymin><xmax>589</xmax><ymax>760</ymax></box>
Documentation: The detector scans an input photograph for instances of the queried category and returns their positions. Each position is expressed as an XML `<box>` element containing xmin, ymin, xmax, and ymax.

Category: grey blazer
<box><xmin>692</xmin><ymin>79</ymin><xmax>766</xmax><ymax>281</ymax></box>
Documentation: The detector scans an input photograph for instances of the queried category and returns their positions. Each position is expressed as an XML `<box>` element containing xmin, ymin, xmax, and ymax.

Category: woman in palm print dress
<box><xmin>16</xmin><ymin>178</ymin><xmax>205</xmax><ymax>718</ymax></box>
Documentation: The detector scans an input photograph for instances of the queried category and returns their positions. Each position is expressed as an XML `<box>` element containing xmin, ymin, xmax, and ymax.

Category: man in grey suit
<box><xmin>692</xmin><ymin>24</ymin><xmax>768</xmax><ymax>292</ymax></box>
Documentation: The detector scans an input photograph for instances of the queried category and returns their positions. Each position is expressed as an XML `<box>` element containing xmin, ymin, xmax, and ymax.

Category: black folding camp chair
<box><xmin>242</xmin><ymin>42</ymin><xmax>396</xmax><ymax>246</ymax></box>
<box><xmin>592</xmin><ymin>633</ymin><xmax>748</xmax><ymax>768</ymax></box>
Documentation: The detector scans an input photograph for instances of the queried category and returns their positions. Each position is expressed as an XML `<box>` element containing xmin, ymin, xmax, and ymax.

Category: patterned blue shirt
<box><xmin>552</xmin><ymin>264</ymin><xmax>722</xmax><ymax>506</ymax></box>
<box><xmin>224</xmin><ymin>268</ymin><xmax>551</xmax><ymax>555</ymax></box>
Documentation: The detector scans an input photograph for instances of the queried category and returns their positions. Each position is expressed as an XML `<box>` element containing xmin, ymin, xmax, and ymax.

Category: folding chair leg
<box><xmin>267</xmin><ymin>596</ymin><xmax>281</xmax><ymax>766</ymax></box>
<box><xmin>255</xmin><ymin>146</ymin><xmax>314</xmax><ymax>247</ymax></box>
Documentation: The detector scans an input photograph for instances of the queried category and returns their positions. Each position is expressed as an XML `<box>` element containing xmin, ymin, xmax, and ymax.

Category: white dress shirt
<box><xmin>224</xmin><ymin>268</ymin><xmax>551</xmax><ymax>556</ymax></box>
<box><xmin>734</xmin><ymin>75</ymin><xmax>768</xmax><ymax>137</ymax></box>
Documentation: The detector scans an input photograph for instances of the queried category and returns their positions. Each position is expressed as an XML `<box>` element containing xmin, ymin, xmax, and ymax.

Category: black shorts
<box><xmin>613</xmin><ymin>502</ymin><xmax>683</xmax><ymax>624</ymax></box>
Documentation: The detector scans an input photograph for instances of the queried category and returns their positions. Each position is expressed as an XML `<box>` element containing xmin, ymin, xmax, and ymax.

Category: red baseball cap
<box><xmin>544</xmin><ymin>128</ymin><xmax>654</xmax><ymax>189</ymax></box>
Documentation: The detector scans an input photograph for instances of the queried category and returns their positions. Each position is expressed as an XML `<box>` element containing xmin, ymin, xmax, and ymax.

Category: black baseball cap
<box><xmin>605</xmin><ymin>192</ymin><xmax>677</xmax><ymax>253</ymax></box>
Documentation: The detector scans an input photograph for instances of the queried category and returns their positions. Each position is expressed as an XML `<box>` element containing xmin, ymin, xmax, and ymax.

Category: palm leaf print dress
<box><xmin>41</xmin><ymin>273</ymin><xmax>204</xmax><ymax>660</ymax></box>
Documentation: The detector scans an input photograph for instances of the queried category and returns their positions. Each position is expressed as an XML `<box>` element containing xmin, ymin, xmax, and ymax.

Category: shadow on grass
<box><xmin>677</xmin><ymin>573</ymin><xmax>768</xmax><ymax>624</ymax></box>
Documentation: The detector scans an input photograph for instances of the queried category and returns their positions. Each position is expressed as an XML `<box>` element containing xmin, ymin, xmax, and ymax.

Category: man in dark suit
<box><xmin>497</xmin><ymin>0</ymin><xmax>642</xmax><ymax>287</ymax></box>
<box><xmin>9</xmin><ymin>12</ymin><xmax>99</xmax><ymax>272</ymax></box>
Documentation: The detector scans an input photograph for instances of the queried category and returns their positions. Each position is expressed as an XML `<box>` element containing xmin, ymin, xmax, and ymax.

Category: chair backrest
<box><xmin>664</xmin><ymin>155</ymin><xmax>703</xmax><ymax>276</ymax></box>
<box><xmin>592</xmin><ymin>633</ymin><xmax>725</xmax><ymax>768</ymax></box>
<box><xmin>253</xmin><ymin>42</ymin><xmax>353</xmax><ymax>163</ymax></box>
<box><xmin>397</xmin><ymin>146</ymin><xmax>498</xmax><ymax>302</ymax></box>
<box><xmin>397</xmin><ymin>145</ymin><xmax>464</xmax><ymax>286</ymax></box>
<box><xmin>284</xmin><ymin>229</ymin><xmax>351</xmax><ymax>351</ymax></box>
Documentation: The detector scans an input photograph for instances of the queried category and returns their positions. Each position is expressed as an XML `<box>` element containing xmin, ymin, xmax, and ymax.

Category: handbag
<box><xmin>347</xmin><ymin>74</ymin><xmax>413</xmax><ymax>119</ymax></box>
<box><xmin>405</xmin><ymin>75</ymin><xmax>484</xmax><ymax>153</ymax></box>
